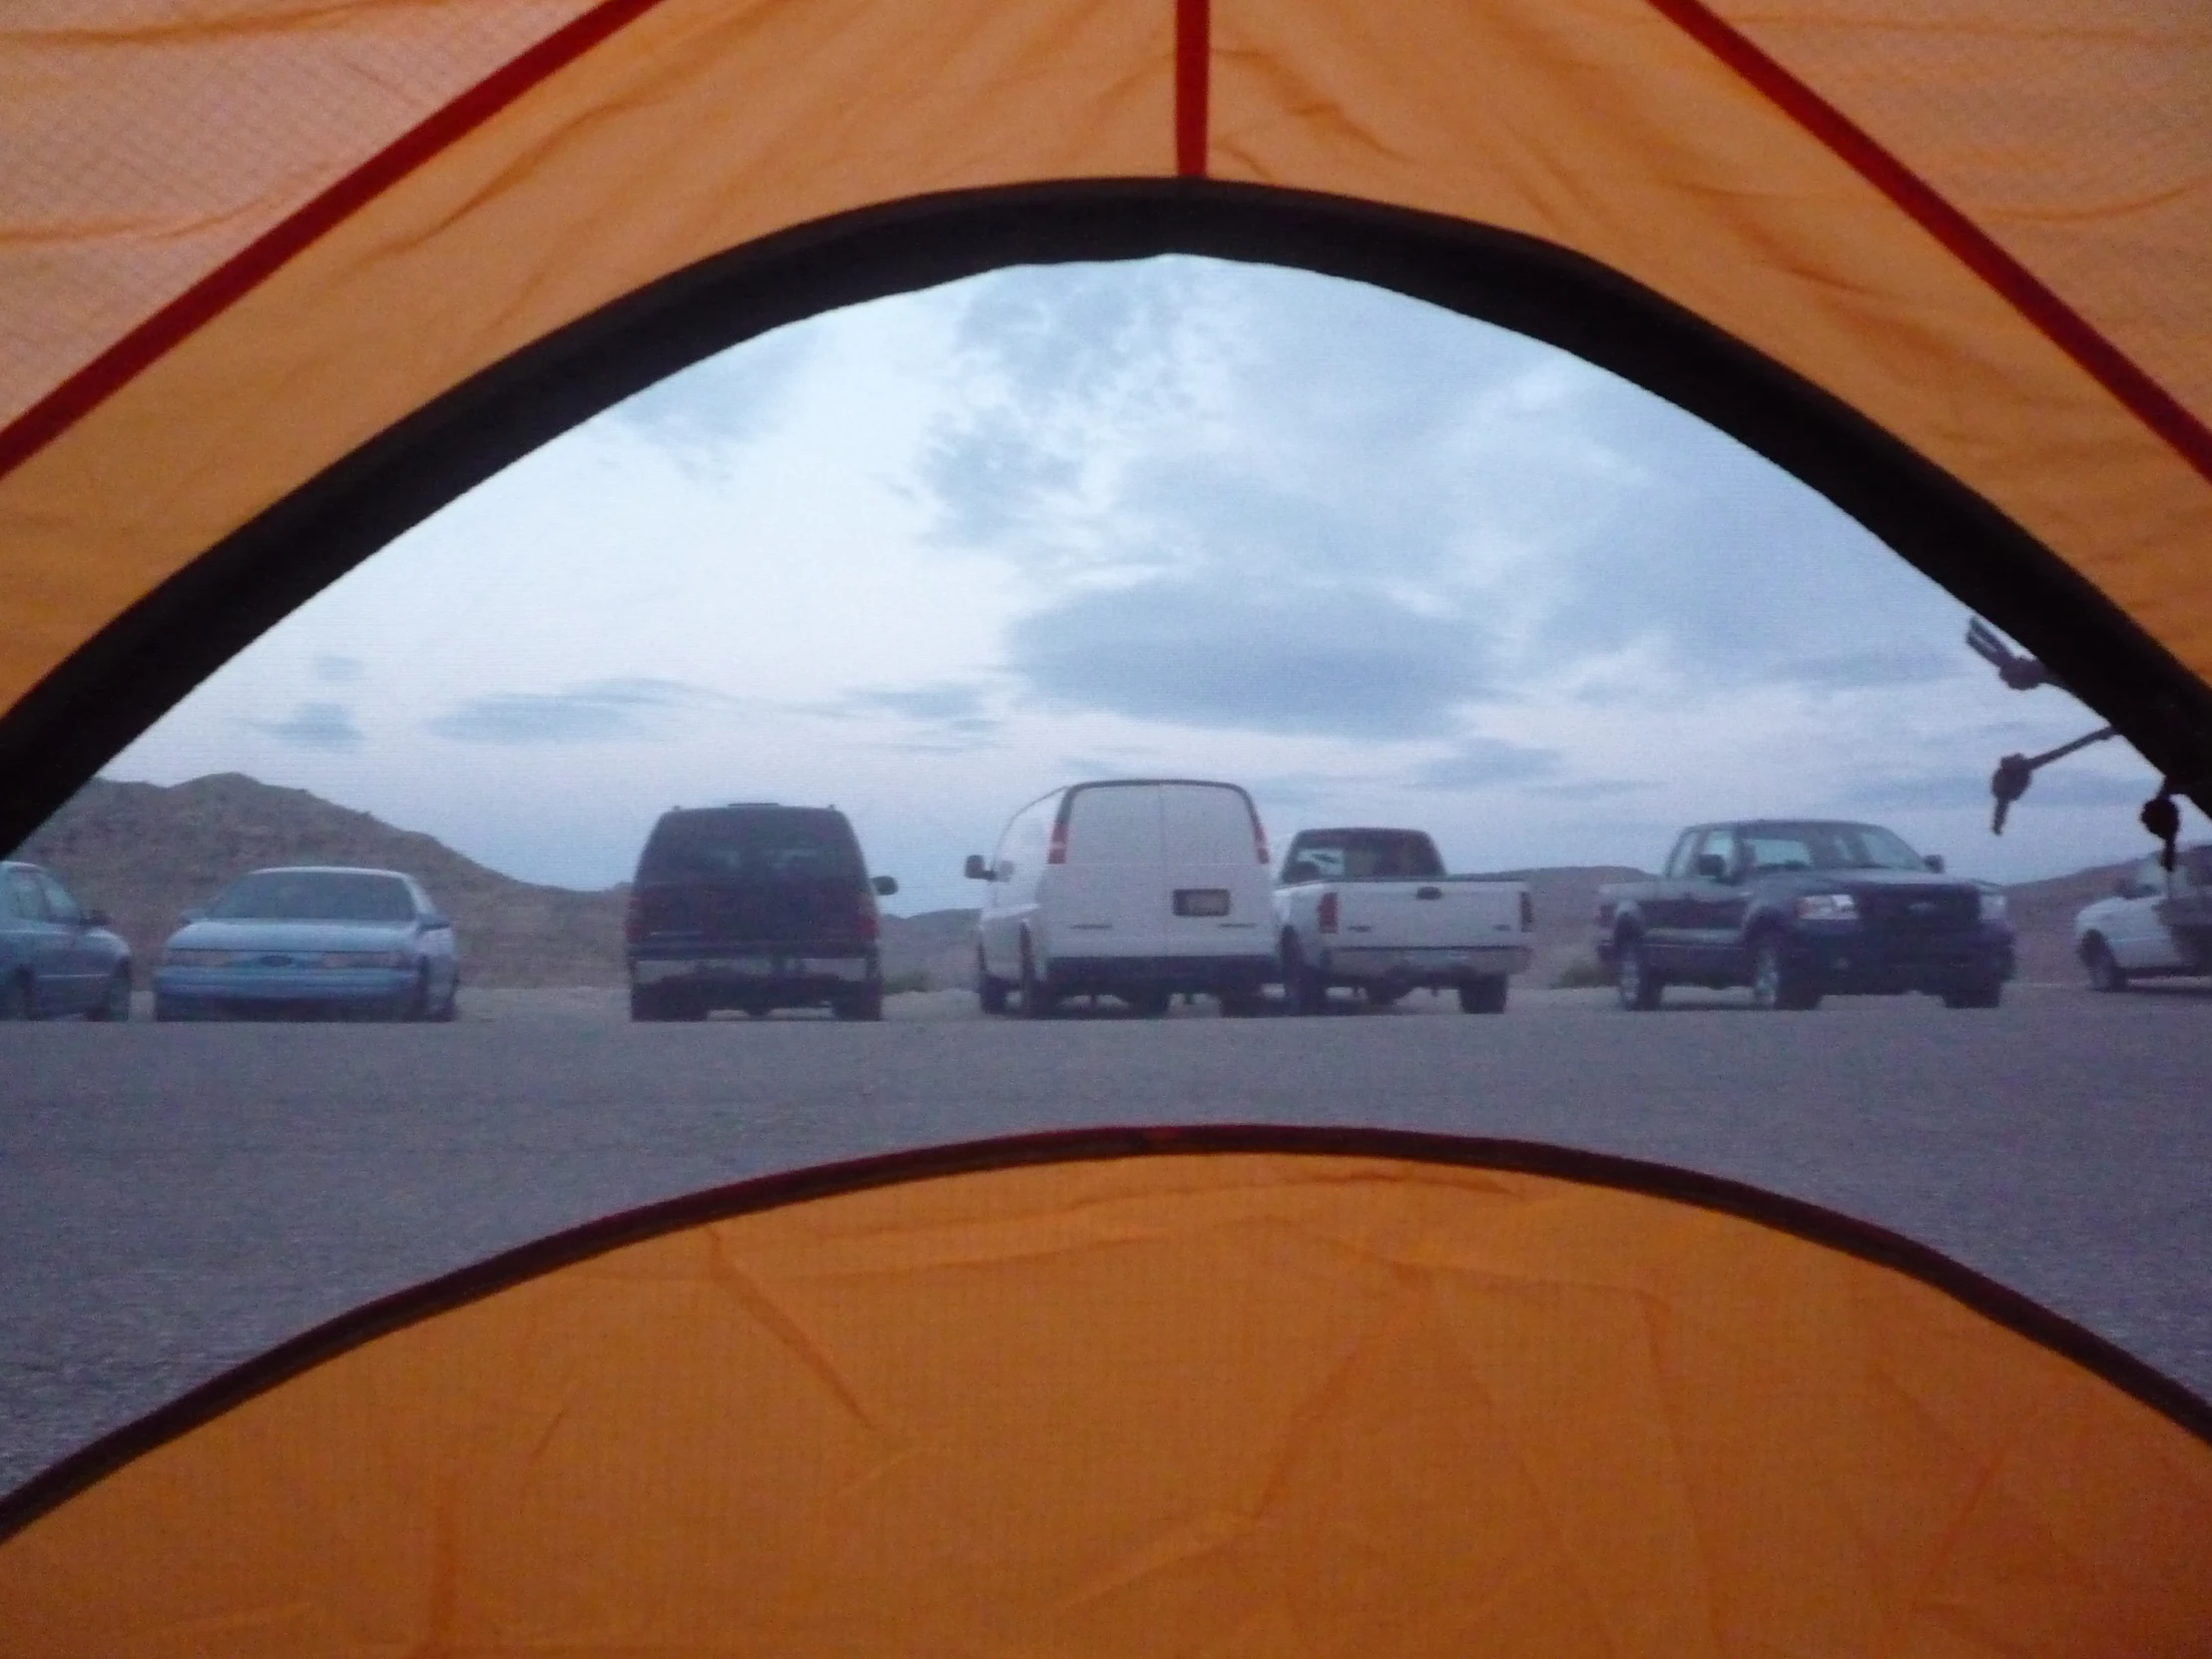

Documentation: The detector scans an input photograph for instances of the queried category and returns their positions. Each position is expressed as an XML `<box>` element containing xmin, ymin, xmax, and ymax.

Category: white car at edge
<box><xmin>2072</xmin><ymin>842</ymin><xmax>2212</xmax><ymax>990</ymax></box>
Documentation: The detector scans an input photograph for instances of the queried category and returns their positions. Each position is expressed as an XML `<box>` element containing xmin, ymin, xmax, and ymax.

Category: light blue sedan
<box><xmin>1</xmin><ymin>859</ymin><xmax>133</xmax><ymax>1020</ymax></box>
<box><xmin>155</xmin><ymin>866</ymin><xmax>459</xmax><ymax>1022</ymax></box>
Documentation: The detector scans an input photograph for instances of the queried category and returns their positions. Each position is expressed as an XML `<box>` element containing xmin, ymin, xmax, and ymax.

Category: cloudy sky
<box><xmin>106</xmin><ymin>258</ymin><xmax>2196</xmax><ymax>912</ymax></box>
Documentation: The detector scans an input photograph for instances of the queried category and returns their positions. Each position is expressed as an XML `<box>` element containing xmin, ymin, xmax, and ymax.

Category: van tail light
<box><xmin>1249</xmin><ymin>804</ymin><xmax>1270</xmax><ymax>865</ymax></box>
<box><xmin>1319</xmin><ymin>891</ymin><xmax>1340</xmax><ymax>934</ymax></box>
<box><xmin>1520</xmin><ymin>891</ymin><xmax>1535</xmax><ymax>931</ymax></box>
<box><xmin>623</xmin><ymin>889</ymin><xmax>644</xmax><ymax>946</ymax></box>
<box><xmin>1047</xmin><ymin>797</ymin><xmax>1071</xmax><ymax>865</ymax></box>
<box><xmin>856</xmin><ymin>892</ymin><xmax>880</xmax><ymax>943</ymax></box>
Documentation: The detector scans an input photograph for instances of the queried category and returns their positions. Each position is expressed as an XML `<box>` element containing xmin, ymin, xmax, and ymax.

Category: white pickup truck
<box><xmin>1274</xmin><ymin>828</ymin><xmax>1533</xmax><ymax>1013</ymax></box>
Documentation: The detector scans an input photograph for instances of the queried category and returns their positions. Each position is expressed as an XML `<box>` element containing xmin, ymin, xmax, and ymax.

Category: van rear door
<box><xmin>1053</xmin><ymin>784</ymin><xmax>1167</xmax><ymax>957</ymax></box>
<box><xmin>1159</xmin><ymin>784</ymin><xmax>1271</xmax><ymax>959</ymax></box>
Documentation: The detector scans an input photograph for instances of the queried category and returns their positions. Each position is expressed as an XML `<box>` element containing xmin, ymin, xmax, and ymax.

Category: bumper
<box><xmin>1044</xmin><ymin>953</ymin><xmax>1275</xmax><ymax>995</ymax></box>
<box><xmin>154</xmin><ymin>966</ymin><xmax>416</xmax><ymax>1018</ymax></box>
<box><xmin>1322</xmin><ymin>944</ymin><xmax>1531</xmax><ymax>984</ymax></box>
<box><xmin>631</xmin><ymin>952</ymin><xmax>873</xmax><ymax>987</ymax></box>
<box><xmin>1790</xmin><ymin>928</ymin><xmax>2013</xmax><ymax>990</ymax></box>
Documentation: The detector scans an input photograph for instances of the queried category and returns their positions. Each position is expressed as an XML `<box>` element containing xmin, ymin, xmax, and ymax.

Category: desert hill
<box><xmin>12</xmin><ymin>774</ymin><xmax>2150</xmax><ymax>990</ymax></box>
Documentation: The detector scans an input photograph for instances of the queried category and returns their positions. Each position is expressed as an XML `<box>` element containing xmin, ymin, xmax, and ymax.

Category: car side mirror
<box><xmin>1694</xmin><ymin>853</ymin><xmax>1728</xmax><ymax>880</ymax></box>
<box><xmin>1284</xmin><ymin>860</ymin><xmax>1320</xmax><ymax>883</ymax></box>
<box><xmin>1924</xmin><ymin>854</ymin><xmax>1945</xmax><ymax>873</ymax></box>
<box><xmin>2115</xmin><ymin>875</ymin><xmax>2139</xmax><ymax>898</ymax></box>
<box><xmin>180</xmin><ymin>907</ymin><xmax>206</xmax><ymax>924</ymax></box>
<box><xmin>420</xmin><ymin>912</ymin><xmax>451</xmax><ymax>930</ymax></box>
<box><xmin>83</xmin><ymin>907</ymin><xmax>111</xmax><ymax>927</ymax></box>
<box><xmin>963</xmin><ymin>854</ymin><xmax>992</xmax><ymax>881</ymax></box>
<box><xmin>872</xmin><ymin>875</ymin><xmax>898</xmax><ymax>896</ymax></box>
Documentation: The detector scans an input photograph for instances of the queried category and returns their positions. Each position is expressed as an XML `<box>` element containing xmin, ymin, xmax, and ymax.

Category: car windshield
<box><xmin>208</xmin><ymin>871</ymin><xmax>415</xmax><ymax>923</ymax></box>
<box><xmin>1737</xmin><ymin>824</ymin><xmax>1929</xmax><ymax>874</ymax></box>
<box><xmin>1286</xmin><ymin>831</ymin><xmax>1444</xmax><ymax>880</ymax></box>
<box><xmin>639</xmin><ymin>810</ymin><xmax>861</xmax><ymax>884</ymax></box>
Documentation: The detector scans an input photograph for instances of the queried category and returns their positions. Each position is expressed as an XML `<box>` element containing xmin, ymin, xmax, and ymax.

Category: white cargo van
<box><xmin>964</xmin><ymin>780</ymin><xmax>1277</xmax><ymax>1016</ymax></box>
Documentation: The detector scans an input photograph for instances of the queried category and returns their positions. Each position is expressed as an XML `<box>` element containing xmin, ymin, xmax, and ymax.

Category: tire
<box><xmin>833</xmin><ymin>982</ymin><xmax>885</xmax><ymax>1021</ymax></box>
<box><xmin>1941</xmin><ymin>975</ymin><xmax>2005</xmax><ymax>1010</ymax></box>
<box><xmin>1457</xmin><ymin>975</ymin><xmax>1508</xmax><ymax>1014</ymax></box>
<box><xmin>1281</xmin><ymin>933</ymin><xmax>1329</xmax><ymax>1016</ymax></box>
<box><xmin>392</xmin><ymin>965</ymin><xmax>431</xmax><ymax>1022</ymax></box>
<box><xmin>1615</xmin><ymin>936</ymin><xmax>1664</xmax><ymax>1011</ymax></box>
<box><xmin>976</xmin><ymin>948</ymin><xmax>1010</xmax><ymax>1015</ymax></box>
<box><xmin>87</xmin><ymin>967</ymin><xmax>132</xmax><ymax>1022</ymax></box>
<box><xmin>1124</xmin><ymin>986</ymin><xmax>1172</xmax><ymax>1017</ymax></box>
<box><xmin>2082</xmin><ymin>936</ymin><xmax>2129</xmax><ymax>993</ymax></box>
<box><xmin>1018</xmin><ymin>935</ymin><xmax>1056</xmax><ymax>1019</ymax></box>
<box><xmin>0</xmin><ymin>972</ymin><xmax>30</xmax><ymax>1020</ymax></box>
<box><xmin>629</xmin><ymin>984</ymin><xmax>671</xmax><ymax>1022</ymax></box>
<box><xmin>1750</xmin><ymin>935</ymin><xmax>1823</xmax><ymax>1011</ymax></box>
<box><xmin>433</xmin><ymin>975</ymin><xmax>459</xmax><ymax>1023</ymax></box>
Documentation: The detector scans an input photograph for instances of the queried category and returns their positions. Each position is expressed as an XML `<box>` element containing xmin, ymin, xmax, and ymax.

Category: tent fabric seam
<box><xmin>0</xmin><ymin>0</ymin><xmax>673</xmax><ymax>488</ymax></box>
<box><xmin>1642</xmin><ymin>0</ymin><xmax>2212</xmax><ymax>487</ymax></box>
<box><xmin>2</xmin><ymin>1124</ymin><xmax>2205</xmax><ymax>1548</ymax></box>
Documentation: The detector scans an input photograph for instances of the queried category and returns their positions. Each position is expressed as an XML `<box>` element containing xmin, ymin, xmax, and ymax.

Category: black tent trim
<box><xmin>4</xmin><ymin>1124</ymin><xmax>2208</xmax><ymax>1542</ymax></box>
<box><xmin>3</xmin><ymin>178</ymin><xmax>2209</xmax><ymax>852</ymax></box>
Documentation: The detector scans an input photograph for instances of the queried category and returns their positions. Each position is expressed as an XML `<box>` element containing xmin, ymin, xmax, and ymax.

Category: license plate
<box><xmin>700</xmin><ymin>957</ymin><xmax>770</xmax><ymax>974</ymax></box>
<box><xmin>1174</xmin><ymin>889</ymin><xmax>1232</xmax><ymax>917</ymax></box>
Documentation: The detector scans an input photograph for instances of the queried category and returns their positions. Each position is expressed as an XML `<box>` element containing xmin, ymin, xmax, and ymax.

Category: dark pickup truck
<box><xmin>1594</xmin><ymin>819</ymin><xmax>2014</xmax><ymax>1010</ymax></box>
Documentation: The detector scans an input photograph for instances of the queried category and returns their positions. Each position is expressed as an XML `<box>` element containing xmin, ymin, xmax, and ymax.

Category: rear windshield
<box><xmin>639</xmin><ymin>809</ymin><xmax>862</xmax><ymax>884</ymax></box>
<box><xmin>1284</xmin><ymin>830</ymin><xmax>1444</xmax><ymax>881</ymax></box>
<box><xmin>209</xmin><ymin>871</ymin><xmax>415</xmax><ymax>923</ymax></box>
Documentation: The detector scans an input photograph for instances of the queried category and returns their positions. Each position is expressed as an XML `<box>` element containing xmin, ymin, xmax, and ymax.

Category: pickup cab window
<box><xmin>1662</xmin><ymin>831</ymin><xmax>1702</xmax><ymax>879</ymax></box>
<box><xmin>1283</xmin><ymin>830</ymin><xmax>1443</xmax><ymax>882</ymax></box>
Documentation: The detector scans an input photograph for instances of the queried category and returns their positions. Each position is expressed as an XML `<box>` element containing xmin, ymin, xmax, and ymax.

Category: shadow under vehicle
<box><xmin>626</xmin><ymin>805</ymin><xmax>897</xmax><ymax>1022</ymax></box>
<box><xmin>1595</xmin><ymin>820</ymin><xmax>2014</xmax><ymax>1011</ymax></box>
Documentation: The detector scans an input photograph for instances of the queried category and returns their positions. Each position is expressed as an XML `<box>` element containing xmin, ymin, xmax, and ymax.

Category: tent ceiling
<box><xmin>2</xmin><ymin>1</ymin><xmax>2207</xmax><ymax>839</ymax></box>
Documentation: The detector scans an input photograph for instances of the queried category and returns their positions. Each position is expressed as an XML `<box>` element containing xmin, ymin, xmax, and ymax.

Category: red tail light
<box><xmin>1251</xmin><ymin>805</ymin><xmax>1270</xmax><ymax>865</ymax></box>
<box><xmin>857</xmin><ymin>891</ymin><xmax>880</xmax><ymax>942</ymax></box>
<box><xmin>1319</xmin><ymin>891</ymin><xmax>1340</xmax><ymax>933</ymax></box>
<box><xmin>1520</xmin><ymin>891</ymin><xmax>1535</xmax><ymax>931</ymax></box>
<box><xmin>1048</xmin><ymin>797</ymin><xmax>1071</xmax><ymax>865</ymax></box>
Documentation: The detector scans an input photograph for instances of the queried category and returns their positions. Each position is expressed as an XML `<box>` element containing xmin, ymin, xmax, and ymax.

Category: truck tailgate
<box><xmin>1333</xmin><ymin>880</ymin><xmax>1524</xmax><ymax>946</ymax></box>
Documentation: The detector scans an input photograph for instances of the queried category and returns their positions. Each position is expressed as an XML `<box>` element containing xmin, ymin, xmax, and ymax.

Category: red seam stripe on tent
<box><xmin>1645</xmin><ymin>0</ymin><xmax>2212</xmax><ymax>489</ymax></box>
<box><xmin>0</xmin><ymin>0</ymin><xmax>671</xmax><ymax>488</ymax></box>
<box><xmin>1176</xmin><ymin>0</ymin><xmax>1210</xmax><ymax>178</ymax></box>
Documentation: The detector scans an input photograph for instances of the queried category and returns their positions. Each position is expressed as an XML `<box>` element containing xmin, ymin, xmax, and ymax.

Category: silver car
<box><xmin>0</xmin><ymin>860</ymin><xmax>133</xmax><ymax>1020</ymax></box>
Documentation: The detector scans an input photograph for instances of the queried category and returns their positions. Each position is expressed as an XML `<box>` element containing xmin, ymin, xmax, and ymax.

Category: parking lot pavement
<box><xmin>3</xmin><ymin>980</ymin><xmax>2206</xmax><ymax>1492</ymax></box>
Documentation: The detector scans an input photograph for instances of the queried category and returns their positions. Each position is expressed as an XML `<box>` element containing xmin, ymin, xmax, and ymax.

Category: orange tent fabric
<box><xmin>2</xmin><ymin>1136</ymin><xmax>2207</xmax><ymax>1656</ymax></box>
<box><xmin>1</xmin><ymin>2</ymin><xmax>2208</xmax><ymax>837</ymax></box>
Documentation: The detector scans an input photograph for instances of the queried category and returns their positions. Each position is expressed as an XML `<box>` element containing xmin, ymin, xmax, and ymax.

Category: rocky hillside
<box><xmin>12</xmin><ymin>774</ymin><xmax>2146</xmax><ymax>989</ymax></box>
<box><xmin>15</xmin><ymin>776</ymin><xmax>627</xmax><ymax>987</ymax></box>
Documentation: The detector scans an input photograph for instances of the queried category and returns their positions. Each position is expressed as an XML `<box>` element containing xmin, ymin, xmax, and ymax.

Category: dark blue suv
<box><xmin>0</xmin><ymin>859</ymin><xmax>133</xmax><ymax>1020</ymax></box>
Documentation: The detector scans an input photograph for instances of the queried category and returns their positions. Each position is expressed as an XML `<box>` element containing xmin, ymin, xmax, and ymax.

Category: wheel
<box><xmin>1364</xmin><ymin>984</ymin><xmax>1406</xmax><ymax>1009</ymax></box>
<box><xmin>1018</xmin><ymin>935</ymin><xmax>1056</xmax><ymax>1019</ymax></box>
<box><xmin>629</xmin><ymin>984</ymin><xmax>672</xmax><ymax>1022</ymax></box>
<box><xmin>1124</xmin><ymin>986</ymin><xmax>1172</xmax><ymax>1017</ymax></box>
<box><xmin>1218</xmin><ymin>982</ymin><xmax>1266</xmax><ymax>1018</ymax></box>
<box><xmin>976</xmin><ymin>948</ymin><xmax>1010</xmax><ymax>1015</ymax></box>
<box><xmin>87</xmin><ymin>967</ymin><xmax>132</xmax><ymax>1021</ymax></box>
<box><xmin>833</xmin><ymin>983</ymin><xmax>885</xmax><ymax>1021</ymax></box>
<box><xmin>0</xmin><ymin>972</ymin><xmax>31</xmax><ymax>1020</ymax></box>
<box><xmin>1281</xmin><ymin>933</ymin><xmax>1329</xmax><ymax>1016</ymax></box>
<box><xmin>1941</xmin><ymin>975</ymin><xmax>2004</xmax><ymax>1009</ymax></box>
<box><xmin>433</xmin><ymin>975</ymin><xmax>459</xmax><ymax>1022</ymax></box>
<box><xmin>2082</xmin><ymin>935</ymin><xmax>2129</xmax><ymax>993</ymax></box>
<box><xmin>393</xmin><ymin>965</ymin><xmax>431</xmax><ymax>1022</ymax></box>
<box><xmin>1456</xmin><ymin>975</ymin><xmax>1508</xmax><ymax>1014</ymax></box>
<box><xmin>1615</xmin><ymin>936</ymin><xmax>1664</xmax><ymax>1011</ymax></box>
<box><xmin>1750</xmin><ymin>935</ymin><xmax>1823</xmax><ymax>1010</ymax></box>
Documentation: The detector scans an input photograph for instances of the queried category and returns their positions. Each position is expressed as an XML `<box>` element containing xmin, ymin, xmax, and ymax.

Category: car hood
<box><xmin>165</xmin><ymin>918</ymin><xmax>417</xmax><ymax>953</ymax></box>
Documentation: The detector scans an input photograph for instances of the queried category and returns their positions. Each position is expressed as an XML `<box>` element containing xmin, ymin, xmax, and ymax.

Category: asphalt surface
<box><xmin>2</xmin><ymin>980</ymin><xmax>2207</xmax><ymax>1494</ymax></box>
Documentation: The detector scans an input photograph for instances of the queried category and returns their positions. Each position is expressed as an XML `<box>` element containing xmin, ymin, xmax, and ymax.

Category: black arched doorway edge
<box><xmin>4</xmin><ymin>178</ymin><xmax>2208</xmax><ymax>852</ymax></box>
<box><xmin>3</xmin><ymin>1123</ymin><xmax>2207</xmax><ymax>1536</ymax></box>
